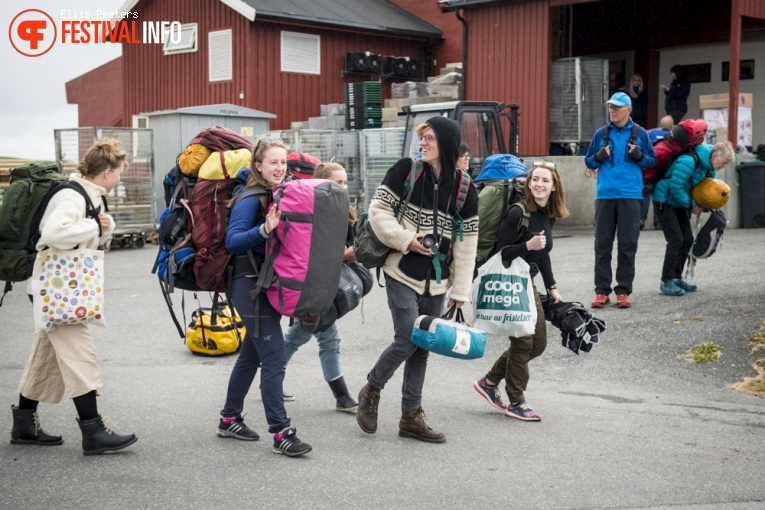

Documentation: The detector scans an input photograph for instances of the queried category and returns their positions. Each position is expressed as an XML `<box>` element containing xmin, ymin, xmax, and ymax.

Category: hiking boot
<box><xmin>216</xmin><ymin>415</ymin><xmax>260</xmax><ymax>441</ymax></box>
<box><xmin>591</xmin><ymin>294</ymin><xmax>610</xmax><ymax>308</ymax></box>
<box><xmin>472</xmin><ymin>377</ymin><xmax>507</xmax><ymax>411</ymax></box>
<box><xmin>272</xmin><ymin>427</ymin><xmax>312</xmax><ymax>457</ymax></box>
<box><xmin>616</xmin><ymin>294</ymin><xmax>632</xmax><ymax>308</ymax></box>
<box><xmin>328</xmin><ymin>376</ymin><xmax>358</xmax><ymax>413</ymax></box>
<box><xmin>505</xmin><ymin>400</ymin><xmax>542</xmax><ymax>422</ymax></box>
<box><xmin>398</xmin><ymin>407</ymin><xmax>446</xmax><ymax>443</ymax></box>
<box><xmin>659</xmin><ymin>280</ymin><xmax>685</xmax><ymax>296</ymax></box>
<box><xmin>674</xmin><ymin>279</ymin><xmax>698</xmax><ymax>292</ymax></box>
<box><xmin>356</xmin><ymin>383</ymin><xmax>380</xmax><ymax>434</ymax></box>
<box><xmin>77</xmin><ymin>415</ymin><xmax>137</xmax><ymax>455</ymax></box>
<box><xmin>10</xmin><ymin>406</ymin><xmax>63</xmax><ymax>446</ymax></box>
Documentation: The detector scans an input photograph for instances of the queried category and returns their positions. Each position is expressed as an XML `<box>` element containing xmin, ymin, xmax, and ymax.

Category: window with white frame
<box><xmin>281</xmin><ymin>31</ymin><xmax>320</xmax><ymax>75</ymax></box>
<box><xmin>209</xmin><ymin>29</ymin><xmax>233</xmax><ymax>82</ymax></box>
<box><xmin>163</xmin><ymin>23</ymin><xmax>197</xmax><ymax>55</ymax></box>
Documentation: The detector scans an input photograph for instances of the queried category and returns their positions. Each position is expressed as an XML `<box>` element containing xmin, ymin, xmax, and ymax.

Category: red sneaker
<box><xmin>591</xmin><ymin>294</ymin><xmax>610</xmax><ymax>308</ymax></box>
<box><xmin>616</xmin><ymin>294</ymin><xmax>632</xmax><ymax>308</ymax></box>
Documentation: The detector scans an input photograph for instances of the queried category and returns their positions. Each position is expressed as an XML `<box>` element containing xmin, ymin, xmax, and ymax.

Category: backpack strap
<box><xmin>393</xmin><ymin>158</ymin><xmax>424</xmax><ymax>220</ymax></box>
<box><xmin>601</xmin><ymin>125</ymin><xmax>610</xmax><ymax>147</ymax></box>
<box><xmin>28</xmin><ymin>181</ymin><xmax>101</xmax><ymax>251</ymax></box>
<box><xmin>628</xmin><ymin>123</ymin><xmax>639</xmax><ymax>145</ymax></box>
<box><xmin>507</xmin><ymin>201</ymin><xmax>531</xmax><ymax>232</ymax></box>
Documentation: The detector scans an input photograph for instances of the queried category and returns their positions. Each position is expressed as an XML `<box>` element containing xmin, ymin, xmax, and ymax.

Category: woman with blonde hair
<box><xmin>283</xmin><ymin>161</ymin><xmax>360</xmax><ymax>413</ymax></box>
<box><xmin>473</xmin><ymin>160</ymin><xmax>569</xmax><ymax>422</ymax></box>
<box><xmin>217</xmin><ymin>138</ymin><xmax>312</xmax><ymax>457</ymax></box>
<box><xmin>628</xmin><ymin>73</ymin><xmax>648</xmax><ymax>126</ymax></box>
<box><xmin>11</xmin><ymin>138</ymin><xmax>137</xmax><ymax>455</ymax></box>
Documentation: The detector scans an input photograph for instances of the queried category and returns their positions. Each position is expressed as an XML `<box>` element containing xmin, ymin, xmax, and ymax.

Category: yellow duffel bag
<box><xmin>692</xmin><ymin>177</ymin><xmax>731</xmax><ymax>209</ymax></box>
<box><xmin>186</xmin><ymin>306</ymin><xmax>244</xmax><ymax>356</ymax></box>
<box><xmin>179</xmin><ymin>144</ymin><xmax>212</xmax><ymax>177</ymax></box>
<box><xmin>198</xmin><ymin>149</ymin><xmax>252</xmax><ymax>180</ymax></box>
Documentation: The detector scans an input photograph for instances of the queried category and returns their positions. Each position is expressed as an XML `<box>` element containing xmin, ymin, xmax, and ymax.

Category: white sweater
<box><xmin>36</xmin><ymin>173</ymin><xmax>115</xmax><ymax>251</ymax></box>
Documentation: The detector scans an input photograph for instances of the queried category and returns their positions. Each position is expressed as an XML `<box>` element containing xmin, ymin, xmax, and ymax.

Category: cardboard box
<box><xmin>699</xmin><ymin>93</ymin><xmax>753</xmax><ymax>110</ymax></box>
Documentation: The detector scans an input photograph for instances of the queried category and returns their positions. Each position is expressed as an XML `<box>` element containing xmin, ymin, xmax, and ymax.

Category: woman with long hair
<box><xmin>216</xmin><ymin>138</ymin><xmax>312</xmax><ymax>457</ymax></box>
<box><xmin>473</xmin><ymin>161</ymin><xmax>569</xmax><ymax>422</ymax></box>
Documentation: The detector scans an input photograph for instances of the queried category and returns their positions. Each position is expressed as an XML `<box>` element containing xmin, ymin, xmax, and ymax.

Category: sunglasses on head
<box><xmin>532</xmin><ymin>161</ymin><xmax>557</xmax><ymax>171</ymax></box>
<box><xmin>255</xmin><ymin>137</ymin><xmax>283</xmax><ymax>150</ymax></box>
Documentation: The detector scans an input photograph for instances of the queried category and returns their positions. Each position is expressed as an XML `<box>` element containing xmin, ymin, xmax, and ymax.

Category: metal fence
<box><xmin>255</xmin><ymin>127</ymin><xmax>404</xmax><ymax>213</ymax></box>
<box><xmin>54</xmin><ymin>128</ymin><xmax>155</xmax><ymax>246</ymax></box>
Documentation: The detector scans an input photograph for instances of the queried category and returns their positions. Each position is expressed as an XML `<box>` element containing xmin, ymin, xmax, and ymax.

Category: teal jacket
<box><xmin>652</xmin><ymin>144</ymin><xmax>716</xmax><ymax>209</ymax></box>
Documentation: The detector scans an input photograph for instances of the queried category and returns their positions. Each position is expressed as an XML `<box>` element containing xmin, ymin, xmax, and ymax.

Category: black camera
<box><xmin>420</xmin><ymin>234</ymin><xmax>438</xmax><ymax>249</ymax></box>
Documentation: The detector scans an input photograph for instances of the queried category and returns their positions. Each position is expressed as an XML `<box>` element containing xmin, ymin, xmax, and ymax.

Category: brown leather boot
<box><xmin>356</xmin><ymin>383</ymin><xmax>380</xmax><ymax>434</ymax></box>
<box><xmin>398</xmin><ymin>407</ymin><xmax>446</xmax><ymax>443</ymax></box>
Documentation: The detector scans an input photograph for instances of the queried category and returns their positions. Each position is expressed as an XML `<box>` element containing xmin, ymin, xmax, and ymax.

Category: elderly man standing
<box><xmin>585</xmin><ymin>92</ymin><xmax>657</xmax><ymax>309</ymax></box>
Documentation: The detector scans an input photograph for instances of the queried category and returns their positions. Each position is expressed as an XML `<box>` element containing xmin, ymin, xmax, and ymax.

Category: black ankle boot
<box><xmin>10</xmin><ymin>405</ymin><xmax>63</xmax><ymax>446</ymax></box>
<box><xmin>77</xmin><ymin>415</ymin><xmax>137</xmax><ymax>455</ymax></box>
<box><xmin>328</xmin><ymin>376</ymin><xmax>358</xmax><ymax>413</ymax></box>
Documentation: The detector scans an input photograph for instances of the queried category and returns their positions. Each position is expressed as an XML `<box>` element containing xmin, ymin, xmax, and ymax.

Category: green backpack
<box><xmin>0</xmin><ymin>161</ymin><xmax>69</xmax><ymax>302</ymax></box>
<box><xmin>475</xmin><ymin>178</ymin><xmax>529</xmax><ymax>266</ymax></box>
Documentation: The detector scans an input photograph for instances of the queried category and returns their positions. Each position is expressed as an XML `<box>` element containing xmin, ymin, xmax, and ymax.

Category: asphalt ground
<box><xmin>1</xmin><ymin>226</ymin><xmax>764</xmax><ymax>510</ymax></box>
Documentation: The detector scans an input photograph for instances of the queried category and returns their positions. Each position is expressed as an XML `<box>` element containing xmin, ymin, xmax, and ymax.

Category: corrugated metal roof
<box><xmin>141</xmin><ymin>104</ymin><xmax>276</xmax><ymax>118</ymax></box>
<box><xmin>241</xmin><ymin>0</ymin><xmax>442</xmax><ymax>37</ymax></box>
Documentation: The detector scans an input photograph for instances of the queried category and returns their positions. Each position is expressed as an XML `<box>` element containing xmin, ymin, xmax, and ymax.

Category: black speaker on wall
<box><xmin>407</xmin><ymin>59</ymin><xmax>420</xmax><ymax>79</ymax></box>
<box><xmin>387</xmin><ymin>56</ymin><xmax>410</xmax><ymax>78</ymax></box>
<box><xmin>363</xmin><ymin>53</ymin><xmax>382</xmax><ymax>75</ymax></box>
<box><xmin>345</xmin><ymin>52</ymin><xmax>368</xmax><ymax>73</ymax></box>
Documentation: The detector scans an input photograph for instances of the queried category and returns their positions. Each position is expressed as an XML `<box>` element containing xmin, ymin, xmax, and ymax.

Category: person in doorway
<box><xmin>283</xmin><ymin>162</ymin><xmax>359</xmax><ymax>413</ymax></box>
<box><xmin>627</xmin><ymin>74</ymin><xmax>648</xmax><ymax>127</ymax></box>
<box><xmin>663</xmin><ymin>65</ymin><xmax>691</xmax><ymax>124</ymax></box>
<box><xmin>585</xmin><ymin>92</ymin><xmax>657</xmax><ymax>309</ymax></box>
<box><xmin>651</xmin><ymin>141</ymin><xmax>734</xmax><ymax>295</ymax></box>
<box><xmin>355</xmin><ymin>117</ymin><xmax>479</xmax><ymax>443</ymax></box>
<box><xmin>473</xmin><ymin>161</ymin><xmax>569</xmax><ymax>421</ymax></box>
<box><xmin>11</xmin><ymin>138</ymin><xmax>137</xmax><ymax>456</ymax></box>
<box><xmin>218</xmin><ymin>138</ymin><xmax>312</xmax><ymax>457</ymax></box>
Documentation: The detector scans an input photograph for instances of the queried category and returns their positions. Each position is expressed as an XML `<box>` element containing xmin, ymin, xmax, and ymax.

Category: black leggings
<box><xmin>658</xmin><ymin>204</ymin><xmax>693</xmax><ymax>281</ymax></box>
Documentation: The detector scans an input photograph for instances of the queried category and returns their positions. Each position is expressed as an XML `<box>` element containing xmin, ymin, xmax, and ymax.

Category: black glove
<box><xmin>628</xmin><ymin>145</ymin><xmax>643</xmax><ymax>161</ymax></box>
<box><xmin>594</xmin><ymin>147</ymin><xmax>609</xmax><ymax>163</ymax></box>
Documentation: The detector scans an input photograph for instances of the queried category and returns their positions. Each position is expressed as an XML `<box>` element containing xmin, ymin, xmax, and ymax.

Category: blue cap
<box><xmin>607</xmin><ymin>92</ymin><xmax>632</xmax><ymax>108</ymax></box>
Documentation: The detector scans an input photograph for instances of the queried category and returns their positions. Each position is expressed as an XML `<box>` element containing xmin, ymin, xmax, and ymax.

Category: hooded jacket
<box><xmin>651</xmin><ymin>144</ymin><xmax>716</xmax><ymax>209</ymax></box>
<box><xmin>368</xmin><ymin>116</ymin><xmax>479</xmax><ymax>302</ymax></box>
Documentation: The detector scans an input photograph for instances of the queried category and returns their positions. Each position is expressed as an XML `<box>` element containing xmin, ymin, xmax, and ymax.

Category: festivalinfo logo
<box><xmin>9</xmin><ymin>8</ymin><xmax>183</xmax><ymax>57</ymax></box>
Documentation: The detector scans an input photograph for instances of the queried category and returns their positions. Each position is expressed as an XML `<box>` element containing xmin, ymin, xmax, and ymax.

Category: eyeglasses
<box><xmin>418</xmin><ymin>134</ymin><xmax>436</xmax><ymax>143</ymax></box>
<box><xmin>461</xmin><ymin>153</ymin><xmax>471</xmax><ymax>159</ymax></box>
<box><xmin>532</xmin><ymin>161</ymin><xmax>557</xmax><ymax>171</ymax></box>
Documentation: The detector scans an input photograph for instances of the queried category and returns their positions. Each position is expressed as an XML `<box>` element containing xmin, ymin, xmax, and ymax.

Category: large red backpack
<box><xmin>188</xmin><ymin>128</ymin><xmax>253</xmax><ymax>292</ymax></box>
<box><xmin>287</xmin><ymin>152</ymin><xmax>322</xmax><ymax>180</ymax></box>
<box><xmin>644</xmin><ymin>119</ymin><xmax>707</xmax><ymax>184</ymax></box>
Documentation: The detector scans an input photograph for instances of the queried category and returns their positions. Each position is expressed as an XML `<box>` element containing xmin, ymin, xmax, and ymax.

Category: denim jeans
<box><xmin>284</xmin><ymin>320</ymin><xmax>342</xmax><ymax>382</ymax></box>
<box><xmin>221</xmin><ymin>276</ymin><xmax>290</xmax><ymax>434</ymax></box>
<box><xmin>367</xmin><ymin>275</ymin><xmax>444</xmax><ymax>413</ymax></box>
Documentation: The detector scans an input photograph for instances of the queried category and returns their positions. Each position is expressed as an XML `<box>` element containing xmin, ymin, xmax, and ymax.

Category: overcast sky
<box><xmin>1</xmin><ymin>1</ymin><xmax>123</xmax><ymax>160</ymax></box>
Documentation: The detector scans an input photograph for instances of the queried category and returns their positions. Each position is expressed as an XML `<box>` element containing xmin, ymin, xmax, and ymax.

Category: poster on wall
<box><xmin>702</xmin><ymin>107</ymin><xmax>753</xmax><ymax>147</ymax></box>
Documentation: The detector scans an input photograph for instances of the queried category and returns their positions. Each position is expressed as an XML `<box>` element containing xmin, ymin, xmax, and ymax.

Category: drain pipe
<box><xmin>455</xmin><ymin>8</ymin><xmax>467</xmax><ymax>100</ymax></box>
